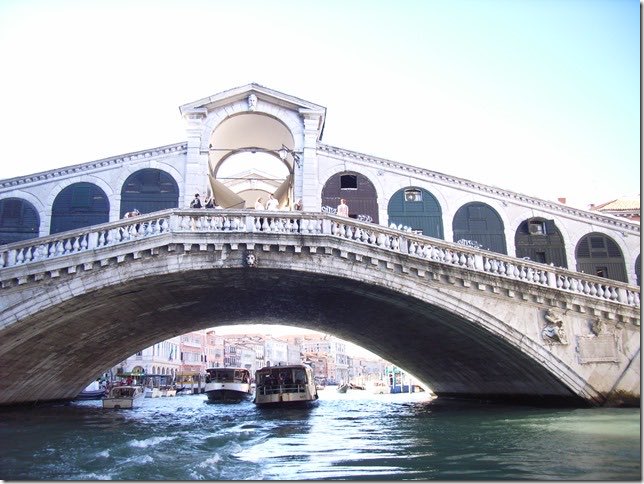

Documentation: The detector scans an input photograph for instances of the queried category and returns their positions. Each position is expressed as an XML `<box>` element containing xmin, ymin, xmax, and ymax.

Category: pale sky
<box><xmin>0</xmin><ymin>0</ymin><xmax>639</xmax><ymax>211</ymax></box>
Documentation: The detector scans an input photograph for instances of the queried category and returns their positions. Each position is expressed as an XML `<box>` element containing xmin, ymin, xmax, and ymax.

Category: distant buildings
<box><xmin>113</xmin><ymin>329</ymin><xmax>389</xmax><ymax>386</ymax></box>
<box><xmin>590</xmin><ymin>195</ymin><xmax>640</xmax><ymax>222</ymax></box>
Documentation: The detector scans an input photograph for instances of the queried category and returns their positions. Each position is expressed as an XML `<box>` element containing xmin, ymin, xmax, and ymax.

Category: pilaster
<box><xmin>299</xmin><ymin>112</ymin><xmax>323</xmax><ymax>211</ymax></box>
<box><xmin>183</xmin><ymin>108</ymin><xmax>209</xmax><ymax>205</ymax></box>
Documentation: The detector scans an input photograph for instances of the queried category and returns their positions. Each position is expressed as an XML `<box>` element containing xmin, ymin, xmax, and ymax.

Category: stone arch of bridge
<box><xmin>0</xmin><ymin>245</ymin><xmax>593</xmax><ymax>407</ymax></box>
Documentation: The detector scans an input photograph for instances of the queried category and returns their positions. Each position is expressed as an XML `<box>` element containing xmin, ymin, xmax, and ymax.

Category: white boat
<box><xmin>204</xmin><ymin>367</ymin><xmax>252</xmax><ymax>403</ymax></box>
<box><xmin>102</xmin><ymin>385</ymin><xmax>144</xmax><ymax>409</ymax></box>
<box><xmin>75</xmin><ymin>380</ymin><xmax>107</xmax><ymax>400</ymax></box>
<box><xmin>144</xmin><ymin>387</ymin><xmax>162</xmax><ymax>398</ymax></box>
<box><xmin>160</xmin><ymin>385</ymin><xmax>177</xmax><ymax>397</ymax></box>
<box><xmin>254</xmin><ymin>364</ymin><xmax>318</xmax><ymax>407</ymax></box>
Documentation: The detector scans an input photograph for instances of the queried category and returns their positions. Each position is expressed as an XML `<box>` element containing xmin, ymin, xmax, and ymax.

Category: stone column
<box><xmin>182</xmin><ymin>108</ymin><xmax>209</xmax><ymax>207</ymax></box>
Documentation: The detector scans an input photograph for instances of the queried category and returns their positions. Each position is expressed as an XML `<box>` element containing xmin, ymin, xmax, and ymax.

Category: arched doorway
<box><xmin>453</xmin><ymin>202</ymin><xmax>507</xmax><ymax>254</ymax></box>
<box><xmin>321</xmin><ymin>171</ymin><xmax>379</xmax><ymax>223</ymax></box>
<box><xmin>387</xmin><ymin>187</ymin><xmax>443</xmax><ymax>238</ymax></box>
<box><xmin>50</xmin><ymin>183</ymin><xmax>109</xmax><ymax>235</ymax></box>
<box><xmin>515</xmin><ymin>218</ymin><xmax>567</xmax><ymax>267</ymax></box>
<box><xmin>120</xmin><ymin>169</ymin><xmax>180</xmax><ymax>217</ymax></box>
<box><xmin>0</xmin><ymin>197</ymin><xmax>40</xmax><ymax>245</ymax></box>
<box><xmin>575</xmin><ymin>233</ymin><xmax>627</xmax><ymax>283</ymax></box>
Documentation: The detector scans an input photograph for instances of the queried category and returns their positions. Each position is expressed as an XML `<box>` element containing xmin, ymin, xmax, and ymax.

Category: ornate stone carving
<box><xmin>247</xmin><ymin>94</ymin><xmax>257</xmax><ymax>111</ymax></box>
<box><xmin>542</xmin><ymin>308</ymin><xmax>568</xmax><ymax>344</ymax></box>
<box><xmin>590</xmin><ymin>318</ymin><xmax>606</xmax><ymax>336</ymax></box>
<box><xmin>245</xmin><ymin>251</ymin><xmax>257</xmax><ymax>267</ymax></box>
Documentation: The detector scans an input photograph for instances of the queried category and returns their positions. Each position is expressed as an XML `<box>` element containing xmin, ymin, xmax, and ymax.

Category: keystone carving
<box><xmin>542</xmin><ymin>308</ymin><xmax>568</xmax><ymax>345</ymax></box>
<box><xmin>245</xmin><ymin>251</ymin><xmax>257</xmax><ymax>268</ymax></box>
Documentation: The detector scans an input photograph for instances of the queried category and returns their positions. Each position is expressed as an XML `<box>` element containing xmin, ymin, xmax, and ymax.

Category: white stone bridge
<box><xmin>0</xmin><ymin>209</ymin><xmax>640</xmax><ymax>407</ymax></box>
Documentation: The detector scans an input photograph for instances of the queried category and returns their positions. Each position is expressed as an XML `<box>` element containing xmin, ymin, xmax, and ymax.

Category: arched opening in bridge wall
<box><xmin>387</xmin><ymin>187</ymin><xmax>444</xmax><ymax>238</ymax></box>
<box><xmin>216</xmin><ymin>154</ymin><xmax>290</xmax><ymax>209</ymax></box>
<box><xmin>0</xmin><ymin>197</ymin><xmax>39</xmax><ymax>245</ymax></box>
<box><xmin>453</xmin><ymin>202</ymin><xmax>507</xmax><ymax>254</ymax></box>
<box><xmin>514</xmin><ymin>218</ymin><xmax>567</xmax><ymax>267</ymax></box>
<box><xmin>208</xmin><ymin>113</ymin><xmax>295</xmax><ymax>209</ymax></box>
<box><xmin>321</xmin><ymin>171</ymin><xmax>379</xmax><ymax>223</ymax></box>
<box><xmin>575</xmin><ymin>233</ymin><xmax>628</xmax><ymax>283</ymax></box>
<box><xmin>50</xmin><ymin>182</ymin><xmax>109</xmax><ymax>234</ymax></box>
<box><xmin>635</xmin><ymin>254</ymin><xmax>641</xmax><ymax>286</ymax></box>
<box><xmin>119</xmin><ymin>169</ymin><xmax>180</xmax><ymax>218</ymax></box>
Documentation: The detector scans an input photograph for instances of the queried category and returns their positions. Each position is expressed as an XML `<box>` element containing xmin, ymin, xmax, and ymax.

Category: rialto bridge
<box><xmin>0</xmin><ymin>83</ymin><xmax>640</xmax><ymax>407</ymax></box>
<box><xmin>0</xmin><ymin>210</ymin><xmax>640</xmax><ymax>407</ymax></box>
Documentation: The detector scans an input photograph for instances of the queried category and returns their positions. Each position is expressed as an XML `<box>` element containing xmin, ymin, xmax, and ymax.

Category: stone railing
<box><xmin>0</xmin><ymin>209</ymin><xmax>639</xmax><ymax>308</ymax></box>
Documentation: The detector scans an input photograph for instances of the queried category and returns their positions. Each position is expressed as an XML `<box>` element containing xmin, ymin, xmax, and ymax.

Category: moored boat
<box><xmin>204</xmin><ymin>367</ymin><xmax>252</xmax><ymax>403</ymax></box>
<box><xmin>254</xmin><ymin>364</ymin><xmax>318</xmax><ymax>407</ymax></box>
<box><xmin>75</xmin><ymin>380</ymin><xmax>107</xmax><ymax>400</ymax></box>
<box><xmin>102</xmin><ymin>385</ymin><xmax>144</xmax><ymax>409</ymax></box>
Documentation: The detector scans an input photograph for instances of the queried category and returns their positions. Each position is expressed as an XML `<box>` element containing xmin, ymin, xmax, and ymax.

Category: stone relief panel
<box><xmin>576</xmin><ymin>318</ymin><xmax>620</xmax><ymax>364</ymax></box>
<box><xmin>541</xmin><ymin>308</ymin><xmax>568</xmax><ymax>345</ymax></box>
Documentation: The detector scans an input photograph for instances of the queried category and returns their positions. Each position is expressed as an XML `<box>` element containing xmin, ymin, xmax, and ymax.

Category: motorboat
<box><xmin>160</xmin><ymin>385</ymin><xmax>177</xmax><ymax>397</ymax></box>
<box><xmin>75</xmin><ymin>380</ymin><xmax>107</xmax><ymax>400</ymax></box>
<box><xmin>254</xmin><ymin>364</ymin><xmax>318</xmax><ymax>407</ymax></box>
<box><xmin>336</xmin><ymin>383</ymin><xmax>349</xmax><ymax>394</ymax></box>
<box><xmin>102</xmin><ymin>385</ymin><xmax>144</xmax><ymax>409</ymax></box>
<box><xmin>144</xmin><ymin>387</ymin><xmax>162</xmax><ymax>398</ymax></box>
<box><xmin>204</xmin><ymin>367</ymin><xmax>252</xmax><ymax>403</ymax></box>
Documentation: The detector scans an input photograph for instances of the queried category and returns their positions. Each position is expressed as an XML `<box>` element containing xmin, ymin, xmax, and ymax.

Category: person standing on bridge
<box><xmin>337</xmin><ymin>198</ymin><xmax>349</xmax><ymax>217</ymax></box>
<box><xmin>266</xmin><ymin>194</ymin><xmax>279</xmax><ymax>211</ymax></box>
<box><xmin>190</xmin><ymin>193</ymin><xmax>202</xmax><ymax>209</ymax></box>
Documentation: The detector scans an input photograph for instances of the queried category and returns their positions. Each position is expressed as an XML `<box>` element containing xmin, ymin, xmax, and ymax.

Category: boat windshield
<box><xmin>206</xmin><ymin>368</ymin><xmax>250</xmax><ymax>383</ymax></box>
<box><xmin>256</xmin><ymin>367</ymin><xmax>309</xmax><ymax>395</ymax></box>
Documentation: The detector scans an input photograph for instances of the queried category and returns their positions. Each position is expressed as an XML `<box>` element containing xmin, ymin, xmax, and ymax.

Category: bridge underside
<box><xmin>0</xmin><ymin>267</ymin><xmax>584</xmax><ymax>407</ymax></box>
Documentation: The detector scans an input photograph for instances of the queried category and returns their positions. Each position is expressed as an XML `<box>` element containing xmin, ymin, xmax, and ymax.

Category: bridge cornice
<box><xmin>0</xmin><ymin>142</ymin><xmax>188</xmax><ymax>191</ymax></box>
<box><xmin>0</xmin><ymin>210</ymin><xmax>639</xmax><ymax>327</ymax></box>
<box><xmin>318</xmin><ymin>143</ymin><xmax>641</xmax><ymax>234</ymax></box>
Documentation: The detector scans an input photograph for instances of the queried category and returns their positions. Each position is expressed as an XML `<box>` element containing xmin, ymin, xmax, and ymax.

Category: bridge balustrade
<box><xmin>0</xmin><ymin>209</ymin><xmax>639</xmax><ymax>308</ymax></box>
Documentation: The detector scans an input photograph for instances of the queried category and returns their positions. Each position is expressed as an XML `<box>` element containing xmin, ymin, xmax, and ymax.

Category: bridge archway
<box><xmin>514</xmin><ymin>217</ymin><xmax>567</xmax><ymax>267</ymax></box>
<box><xmin>321</xmin><ymin>171</ymin><xmax>379</xmax><ymax>223</ymax></box>
<box><xmin>119</xmin><ymin>169</ymin><xmax>180</xmax><ymax>217</ymax></box>
<box><xmin>453</xmin><ymin>202</ymin><xmax>507</xmax><ymax>254</ymax></box>
<box><xmin>0</xmin><ymin>197</ymin><xmax>39</xmax><ymax>245</ymax></box>
<box><xmin>387</xmin><ymin>187</ymin><xmax>444</xmax><ymax>238</ymax></box>
<box><xmin>50</xmin><ymin>182</ymin><xmax>110</xmax><ymax>234</ymax></box>
<box><xmin>575</xmin><ymin>232</ymin><xmax>627</xmax><ymax>283</ymax></box>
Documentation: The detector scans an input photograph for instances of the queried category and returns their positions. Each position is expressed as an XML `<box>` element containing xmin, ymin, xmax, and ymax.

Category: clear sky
<box><xmin>0</xmin><ymin>0</ymin><xmax>639</xmax><ymax>210</ymax></box>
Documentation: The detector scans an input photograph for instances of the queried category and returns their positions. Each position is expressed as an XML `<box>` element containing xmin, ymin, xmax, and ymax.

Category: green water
<box><xmin>0</xmin><ymin>390</ymin><xmax>639</xmax><ymax>480</ymax></box>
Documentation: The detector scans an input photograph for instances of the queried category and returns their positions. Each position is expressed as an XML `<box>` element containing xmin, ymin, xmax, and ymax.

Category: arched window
<box><xmin>321</xmin><ymin>171</ymin><xmax>379</xmax><ymax>223</ymax></box>
<box><xmin>0</xmin><ymin>198</ymin><xmax>40</xmax><ymax>245</ymax></box>
<box><xmin>453</xmin><ymin>202</ymin><xmax>507</xmax><ymax>254</ymax></box>
<box><xmin>50</xmin><ymin>183</ymin><xmax>109</xmax><ymax>234</ymax></box>
<box><xmin>120</xmin><ymin>169</ymin><xmax>179</xmax><ymax>217</ymax></box>
<box><xmin>575</xmin><ymin>233</ymin><xmax>627</xmax><ymax>283</ymax></box>
<box><xmin>515</xmin><ymin>218</ymin><xmax>567</xmax><ymax>267</ymax></box>
<box><xmin>387</xmin><ymin>187</ymin><xmax>443</xmax><ymax>238</ymax></box>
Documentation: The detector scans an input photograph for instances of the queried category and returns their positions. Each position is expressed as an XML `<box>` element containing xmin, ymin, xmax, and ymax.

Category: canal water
<box><xmin>0</xmin><ymin>389</ymin><xmax>639</xmax><ymax>480</ymax></box>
